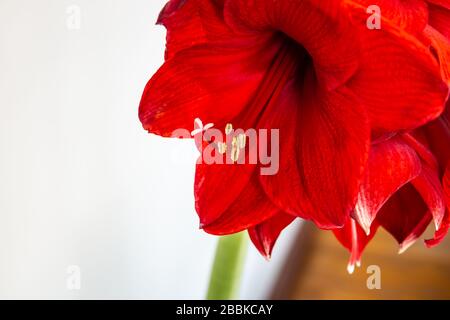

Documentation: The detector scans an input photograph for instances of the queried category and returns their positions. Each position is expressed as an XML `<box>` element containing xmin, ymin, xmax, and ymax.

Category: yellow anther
<box><xmin>225</xmin><ymin>123</ymin><xmax>233</xmax><ymax>135</ymax></box>
<box><xmin>237</xmin><ymin>134</ymin><xmax>246</xmax><ymax>149</ymax></box>
<box><xmin>217</xmin><ymin>142</ymin><xmax>227</xmax><ymax>154</ymax></box>
<box><xmin>231</xmin><ymin>145</ymin><xmax>240</xmax><ymax>162</ymax></box>
<box><xmin>231</xmin><ymin>137</ymin><xmax>240</xmax><ymax>162</ymax></box>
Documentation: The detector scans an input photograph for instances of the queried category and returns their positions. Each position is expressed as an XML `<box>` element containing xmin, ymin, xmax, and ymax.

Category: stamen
<box><xmin>231</xmin><ymin>137</ymin><xmax>240</xmax><ymax>162</ymax></box>
<box><xmin>217</xmin><ymin>142</ymin><xmax>227</xmax><ymax>155</ymax></box>
<box><xmin>225</xmin><ymin>123</ymin><xmax>233</xmax><ymax>135</ymax></box>
<box><xmin>347</xmin><ymin>263</ymin><xmax>355</xmax><ymax>275</ymax></box>
<box><xmin>194</xmin><ymin>118</ymin><xmax>203</xmax><ymax>128</ymax></box>
<box><xmin>347</xmin><ymin>219</ymin><xmax>359</xmax><ymax>275</ymax></box>
<box><xmin>237</xmin><ymin>134</ymin><xmax>246</xmax><ymax>149</ymax></box>
<box><xmin>191</xmin><ymin>118</ymin><xmax>214</xmax><ymax>136</ymax></box>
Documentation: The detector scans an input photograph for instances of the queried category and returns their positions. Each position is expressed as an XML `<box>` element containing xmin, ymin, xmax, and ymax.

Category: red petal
<box><xmin>347</xmin><ymin>0</ymin><xmax>428</xmax><ymax>33</ymax></box>
<box><xmin>427</xmin><ymin>0</ymin><xmax>450</xmax><ymax>91</ymax></box>
<box><xmin>224</xmin><ymin>0</ymin><xmax>360</xmax><ymax>90</ymax></box>
<box><xmin>428</xmin><ymin>1</ymin><xmax>450</xmax><ymax>40</ymax></box>
<box><xmin>422</xmin><ymin>114</ymin><xmax>450</xmax><ymax>175</ymax></box>
<box><xmin>139</xmin><ymin>36</ymin><xmax>281</xmax><ymax>137</ymax></box>
<box><xmin>427</xmin><ymin>0</ymin><xmax>450</xmax><ymax>10</ymax></box>
<box><xmin>201</xmin><ymin>171</ymin><xmax>280</xmax><ymax>235</ymax></box>
<box><xmin>446</xmin><ymin>165</ymin><xmax>450</xmax><ymax>209</ymax></box>
<box><xmin>195</xmin><ymin>71</ymin><xmax>286</xmax><ymax>231</ymax></box>
<box><xmin>426</xmin><ymin>210</ymin><xmax>450</xmax><ymax>247</ymax></box>
<box><xmin>333</xmin><ymin>217</ymin><xmax>379</xmax><ymax>273</ymax></box>
<box><xmin>157</xmin><ymin>0</ymin><xmax>246</xmax><ymax>60</ymax></box>
<box><xmin>353</xmin><ymin>138</ymin><xmax>422</xmax><ymax>235</ymax></box>
<box><xmin>195</xmin><ymin>161</ymin><xmax>256</xmax><ymax>228</ymax></box>
<box><xmin>425</xmin><ymin>25</ymin><xmax>450</xmax><ymax>84</ymax></box>
<box><xmin>346</xmin><ymin>3</ymin><xmax>448</xmax><ymax>132</ymax></box>
<box><xmin>426</xmin><ymin>166</ymin><xmax>450</xmax><ymax>246</ymax></box>
<box><xmin>402</xmin><ymin>133</ymin><xmax>439</xmax><ymax>172</ymax></box>
<box><xmin>411</xmin><ymin>165</ymin><xmax>446</xmax><ymax>229</ymax></box>
<box><xmin>397</xmin><ymin>211</ymin><xmax>433</xmax><ymax>254</ymax></box>
<box><xmin>377</xmin><ymin>184</ymin><xmax>433</xmax><ymax>252</ymax></box>
<box><xmin>259</xmin><ymin>72</ymin><xmax>370</xmax><ymax>229</ymax></box>
<box><xmin>248</xmin><ymin>213</ymin><xmax>296</xmax><ymax>259</ymax></box>
<box><xmin>158</xmin><ymin>0</ymin><xmax>215</xmax><ymax>59</ymax></box>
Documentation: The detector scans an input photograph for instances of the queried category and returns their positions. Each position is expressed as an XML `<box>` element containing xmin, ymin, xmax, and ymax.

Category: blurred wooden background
<box><xmin>273</xmin><ymin>222</ymin><xmax>450</xmax><ymax>300</ymax></box>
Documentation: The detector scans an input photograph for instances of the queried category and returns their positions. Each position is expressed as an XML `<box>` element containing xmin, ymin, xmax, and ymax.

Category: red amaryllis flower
<box><xmin>332</xmin><ymin>0</ymin><xmax>450</xmax><ymax>272</ymax></box>
<box><xmin>333</xmin><ymin>132</ymin><xmax>448</xmax><ymax>272</ymax></box>
<box><xmin>139</xmin><ymin>0</ymin><xmax>448</xmax><ymax>261</ymax></box>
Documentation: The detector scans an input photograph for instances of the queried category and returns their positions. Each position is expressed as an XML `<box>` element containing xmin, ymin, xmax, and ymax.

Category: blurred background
<box><xmin>272</xmin><ymin>223</ymin><xmax>450</xmax><ymax>299</ymax></box>
<box><xmin>0</xmin><ymin>0</ymin><xmax>449</xmax><ymax>299</ymax></box>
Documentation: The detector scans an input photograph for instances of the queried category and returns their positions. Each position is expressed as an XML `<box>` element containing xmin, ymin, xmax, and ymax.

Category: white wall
<box><xmin>0</xmin><ymin>0</ymin><xmax>301</xmax><ymax>299</ymax></box>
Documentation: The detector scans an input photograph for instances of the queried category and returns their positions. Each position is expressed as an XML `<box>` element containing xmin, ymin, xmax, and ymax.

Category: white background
<box><xmin>0</xmin><ymin>0</ymin><xmax>300</xmax><ymax>299</ymax></box>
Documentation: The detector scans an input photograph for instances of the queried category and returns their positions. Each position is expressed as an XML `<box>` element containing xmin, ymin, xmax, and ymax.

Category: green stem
<box><xmin>206</xmin><ymin>232</ymin><xmax>248</xmax><ymax>300</ymax></box>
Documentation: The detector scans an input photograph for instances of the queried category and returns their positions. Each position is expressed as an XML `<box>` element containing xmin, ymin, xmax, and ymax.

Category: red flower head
<box><xmin>333</xmin><ymin>0</ymin><xmax>450</xmax><ymax>272</ymax></box>
<box><xmin>140</xmin><ymin>0</ymin><xmax>449</xmax><ymax>267</ymax></box>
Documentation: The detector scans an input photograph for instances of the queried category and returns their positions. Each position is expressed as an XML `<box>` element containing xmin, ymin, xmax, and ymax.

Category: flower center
<box><xmin>240</xmin><ymin>35</ymin><xmax>310</xmax><ymax>125</ymax></box>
